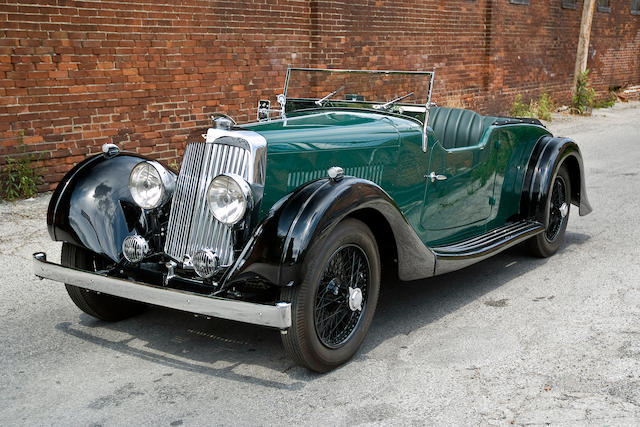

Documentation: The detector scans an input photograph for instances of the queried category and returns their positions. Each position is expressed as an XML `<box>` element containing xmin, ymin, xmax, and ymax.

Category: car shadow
<box><xmin>55</xmin><ymin>231</ymin><xmax>590</xmax><ymax>389</ymax></box>
<box><xmin>364</xmin><ymin>231</ymin><xmax>591</xmax><ymax>351</ymax></box>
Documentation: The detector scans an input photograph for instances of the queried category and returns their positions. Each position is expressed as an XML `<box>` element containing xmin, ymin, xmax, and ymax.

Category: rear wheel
<box><xmin>527</xmin><ymin>165</ymin><xmax>571</xmax><ymax>258</ymax></box>
<box><xmin>281</xmin><ymin>219</ymin><xmax>380</xmax><ymax>372</ymax></box>
<box><xmin>61</xmin><ymin>243</ymin><xmax>144</xmax><ymax>321</ymax></box>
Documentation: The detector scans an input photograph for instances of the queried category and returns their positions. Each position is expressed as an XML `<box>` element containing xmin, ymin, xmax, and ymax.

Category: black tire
<box><xmin>61</xmin><ymin>243</ymin><xmax>144</xmax><ymax>321</ymax></box>
<box><xmin>281</xmin><ymin>218</ymin><xmax>381</xmax><ymax>372</ymax></box>
<box><xmin>527</xmin><ymin>165</ymin><xmax>571</xmax><ymax>258</ymax></box>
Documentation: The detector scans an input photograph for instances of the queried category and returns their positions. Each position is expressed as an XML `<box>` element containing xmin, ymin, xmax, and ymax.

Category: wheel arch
<box><xmin>347</xmin><ymin>208</ymin><xmax>399</xmax><ymax>282</ymax></box>
<box><xmin>223</xmin><ymin>177</ymin><xmax>435</xmax><ymax>288</ymax></box>
<box><xmin>520</xmin><ymin>135</ymin><xmax>593</xmax><ymax>223</ymax></box>
<box><xmin>561</xmin><ymin>154</ymin><xmax>583</xmax><ymax>208</ymax></box>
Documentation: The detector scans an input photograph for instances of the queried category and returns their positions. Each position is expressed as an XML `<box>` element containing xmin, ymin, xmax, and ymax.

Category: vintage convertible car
<box><xmin>33</xmin><ymin>68</ymin><xmax>591</xmax><ymax>372</ymax></box>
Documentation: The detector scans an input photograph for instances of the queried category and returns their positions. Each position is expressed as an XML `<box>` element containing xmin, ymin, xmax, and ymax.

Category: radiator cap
<box><xmin>212</xmin><ymin>113</ymin><xmax>236</xmax><ymax>130</ymax></box>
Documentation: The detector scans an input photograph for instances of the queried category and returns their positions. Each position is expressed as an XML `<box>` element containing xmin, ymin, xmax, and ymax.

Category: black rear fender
<box><xmin>521</xmin><ymin>135</ymin><xmax>593</xmax><ymax>222</ymax></box>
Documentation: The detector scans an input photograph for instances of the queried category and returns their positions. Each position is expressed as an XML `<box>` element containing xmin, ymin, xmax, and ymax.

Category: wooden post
<box><xmin>573</xmin><ymin>0</ymin><xmax>597</xmax><ymax>94</ymax></box>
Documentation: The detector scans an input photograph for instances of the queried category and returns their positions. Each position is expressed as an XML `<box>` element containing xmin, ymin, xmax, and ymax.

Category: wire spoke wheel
<box><xmin>314</xmin><ymin>245</ymin><xmax>369</xmax><ymax>348</ymax></box>
<box><xmin>280</xmin><ymin>218</ymin><xmax>380</xmax><ymax>372</ymax></box>
<box><xmin>546</xmin><ymin>174</ymin><xmax>568</xmax><ymax>241</ymax></box>
<box><xmin>527</xmin><ymin>165</ymin><xmax>571</xmax><ymax>258</ymax></box>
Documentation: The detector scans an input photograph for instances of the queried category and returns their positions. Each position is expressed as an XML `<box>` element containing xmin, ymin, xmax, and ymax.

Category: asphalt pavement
<box><xmin>1</xmin><ymin>101</ymin><xmax>639</xmax><ymax>426</ymax></box>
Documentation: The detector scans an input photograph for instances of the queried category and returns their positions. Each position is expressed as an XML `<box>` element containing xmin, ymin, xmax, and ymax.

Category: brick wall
<box><xmin>1</xmin><ymin>0</ymin><xmax>639</xmax><ymax>191</ymax></box>
<box><xmin>589</xmin><ymin>1</ymin><xmax>640</xmax><ymax>93</ymax></box>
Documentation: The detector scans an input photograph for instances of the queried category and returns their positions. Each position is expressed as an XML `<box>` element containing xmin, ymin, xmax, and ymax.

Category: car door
<box><xmin>420</xmin><ymin>132</ymin><xmax>498</xmax><ymax>244</ymax></box>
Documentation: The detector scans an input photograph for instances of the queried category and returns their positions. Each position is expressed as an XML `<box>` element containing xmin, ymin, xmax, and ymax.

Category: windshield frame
<box><xmin>282</xmin><ymin>67</ymin><xmax>435</xmax><ymax>117</ymax></box>
<box><xmin>281</xmin><ymin>67</ymin><xmax>436</xmax><ymax>152</ymax></box>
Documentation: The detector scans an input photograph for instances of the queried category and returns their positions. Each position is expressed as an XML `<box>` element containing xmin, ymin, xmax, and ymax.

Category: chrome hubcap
<box><xmin>559</xmin><ymin>202</ymin><xmax>569</xmax><ymax>218</ymax></box>
<box><xmin>348</xmin><ymin>287</ymin><xmax>363</xmax><ymax>312</ymax></box>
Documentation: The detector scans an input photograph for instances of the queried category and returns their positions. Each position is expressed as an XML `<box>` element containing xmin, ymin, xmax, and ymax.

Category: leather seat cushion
<box><xmin>428</xmin><ymin>107</ymin><xmax>495</xmax><ymax>149</ymax></box>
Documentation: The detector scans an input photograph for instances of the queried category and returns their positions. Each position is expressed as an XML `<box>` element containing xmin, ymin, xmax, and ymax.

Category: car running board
<box><xmin>431</xmin><ymin>220</ymin><xmax>544</xmax><ymax>275</ymax></box>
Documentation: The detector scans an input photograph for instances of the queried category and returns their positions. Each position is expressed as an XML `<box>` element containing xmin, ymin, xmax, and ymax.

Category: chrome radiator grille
<box><xmin>164</xmin><ymin>141</ymin><xmax>250</xmax><ymax>266</ymax></box>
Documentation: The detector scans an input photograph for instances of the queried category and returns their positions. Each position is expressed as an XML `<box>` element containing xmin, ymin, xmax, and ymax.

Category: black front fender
<box><xmin>521</xmin><ymin>135</ymin><xmax>593</xmax><ymax>222</ymax></box>
<box><xmin>47</xmin><ymin>152</ymin><xmax>174</xmax><ymax>262</ymax></box>
<box><xmin>223</xmin><ymin>177</ymin><xmax>436</xmax><ymax>287</ymax></box>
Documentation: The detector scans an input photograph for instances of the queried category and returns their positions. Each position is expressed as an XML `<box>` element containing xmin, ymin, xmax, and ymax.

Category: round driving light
<box><xmin>129</xmin><ymin>161</ymin><xmax>174</xmax><ymax>209</ymax></box>
<box><xmin>122</xmin><ymin>235</ymin><xmax>149</xmax><ymax>263</ymax></box>
<box><xmin>206</xmin><ymin>174</ymin><xmax>250</xmax><ymax>225</ymax></box>
<box><xmin>193</xmin><ymin>249</ymin><xmax>219</xmax><ymax>278</ymax></box>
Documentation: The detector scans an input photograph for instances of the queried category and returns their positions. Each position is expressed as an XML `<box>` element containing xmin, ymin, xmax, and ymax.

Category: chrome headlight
<box><xmin>206</xmin><ymin>173</ymin><xmax>251</xmax><ymax>225</ymax></box>
<box><xmin>129</xmin><ymin>161</ymin><xmax>175</xmax><ymax>209</ymax></box>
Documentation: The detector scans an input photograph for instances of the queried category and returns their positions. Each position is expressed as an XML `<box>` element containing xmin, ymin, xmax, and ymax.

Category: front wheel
<box><xmin>61</xmin><ymin>243</ymin><xmax>144</xmax><ymax>321</ymax></box>
<box><xmin>281</xmin><ymin>218</ymin><xmax>380</xmax><ymax>372</ymax></box>
<box><xmin>527</xmin><ymin>165</ymin><xmax>571</xmax><ymax>258</ymax></box>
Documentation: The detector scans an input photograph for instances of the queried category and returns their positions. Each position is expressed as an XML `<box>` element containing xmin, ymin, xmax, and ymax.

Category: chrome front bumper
<box><xmin>32</xmin><ymin>252</ymin><xmax>291</xmax><ymax>329</ymax></box>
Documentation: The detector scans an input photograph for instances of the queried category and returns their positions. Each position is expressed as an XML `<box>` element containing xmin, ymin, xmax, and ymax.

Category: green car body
<box><xmin>245</xmin><ymin>107</ymin><xmax>551</xmax><ymax>247</ymax></box>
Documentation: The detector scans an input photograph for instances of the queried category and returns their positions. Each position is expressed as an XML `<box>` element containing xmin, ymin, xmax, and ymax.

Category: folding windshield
<box><xmin>283</xmin><ymin>68</ymin><xmax>435</xmax><ymax>118</ymax></box>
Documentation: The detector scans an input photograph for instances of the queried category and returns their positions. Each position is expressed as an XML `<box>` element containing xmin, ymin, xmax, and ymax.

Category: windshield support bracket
<box><xmin>422</xmin><ymin>68</ymin><xmax>436</xmax><ymax>152</ymax></box>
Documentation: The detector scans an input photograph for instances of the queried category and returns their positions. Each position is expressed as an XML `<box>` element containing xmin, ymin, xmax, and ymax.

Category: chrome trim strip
<box><xmin>435</xmin><ymin>222</ymin><xmax>538</xmax><ymax>253</ymax></box>
<box><xmin>285</xmin><ymin>67</ymin><xmax>436</xmax><ymax>76</ymax></box>
<box><xmin>432</xmin><ymin>221</ymin><xmax>544</xmax><ymax>275</ymax></box>
<box><xmin>32</xmin><ymin>252</ymin><xmax>291</xmax><ymax>329</ymax></box>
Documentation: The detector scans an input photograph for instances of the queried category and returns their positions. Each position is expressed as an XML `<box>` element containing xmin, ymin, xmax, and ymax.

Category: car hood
<box><xmin>241</xmin><ymin>110</ymin><xmax>401</xmax><ymax>153</ymax></box>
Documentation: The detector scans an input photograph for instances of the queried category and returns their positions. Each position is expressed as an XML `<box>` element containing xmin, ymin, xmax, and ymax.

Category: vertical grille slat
<box><xmin>198</xmin><ymin>144</ymin><xmax>223</xmax><ymax>251</ymax></box>
<box><xmin>164</xmin><ymin>140</ymin><xmax>250</xmax><ymax>267</ymax></box>
<box><xmin>187</xmin><ymin>143</ymin><xmax>213</xmax><ymax>257</ymax></box>
<box><xmin>166</xmin><ymin>143</ymin><xmax>200</xmax><ymax>258</ymax></box>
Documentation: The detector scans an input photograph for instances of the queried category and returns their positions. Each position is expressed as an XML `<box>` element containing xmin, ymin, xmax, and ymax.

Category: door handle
<box><xmin>427</xmin><ymin>172</ymin><xmax>447</xmax><ymax>183</ymax></box>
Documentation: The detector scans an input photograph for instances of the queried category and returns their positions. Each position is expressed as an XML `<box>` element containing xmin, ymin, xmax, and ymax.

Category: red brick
<box><xmin>0</xmin><ymin>0</ymin><xmax>638</xmax><ymax>192</ymax></box>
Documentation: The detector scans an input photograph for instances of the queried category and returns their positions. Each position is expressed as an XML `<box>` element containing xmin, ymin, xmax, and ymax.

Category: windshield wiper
<box><xmin>374</xmin><ymin>91</ymin><xmax>414</xmax><ymax>111</ymax></box>
<box><xmin>315</xmin><ymin>85</ymin><xmax>345</xmax><ymax>106</ymax></box>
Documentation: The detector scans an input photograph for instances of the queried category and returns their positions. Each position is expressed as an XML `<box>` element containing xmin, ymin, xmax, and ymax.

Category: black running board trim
<box><xmin>432</xmin><ymin>220</ymin><xmax>544</xmax><ymax>275</ymax></box>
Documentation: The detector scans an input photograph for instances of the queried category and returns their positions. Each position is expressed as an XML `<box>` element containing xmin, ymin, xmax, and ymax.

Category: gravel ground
<box><xmin>1</xmin><ymin>101</ymin><xmax>639</xmax><ymax>426</ymax></box>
